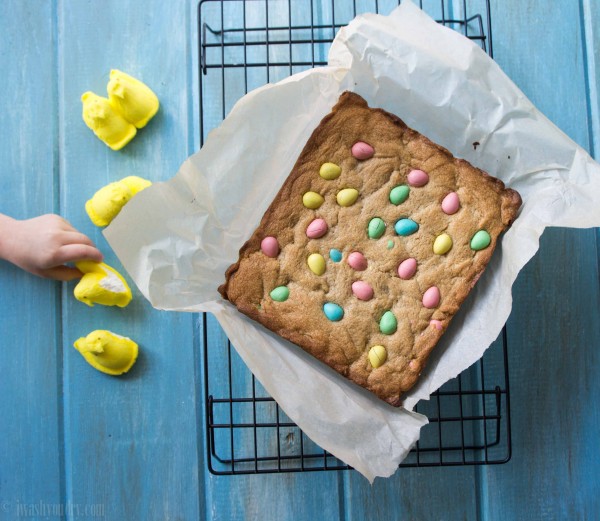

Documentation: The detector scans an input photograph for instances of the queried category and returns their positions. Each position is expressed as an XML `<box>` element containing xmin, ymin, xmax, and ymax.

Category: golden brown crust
<box><xmin>219</xmin><ymin>91</ymin><xmax>521</xmax><ymax>407</ymax></box>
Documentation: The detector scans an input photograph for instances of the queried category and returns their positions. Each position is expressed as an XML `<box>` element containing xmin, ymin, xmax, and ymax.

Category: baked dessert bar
<box><xmin>219</xmin><ymin>91</ymin><xmax>521</xmax><ymax>407</ymax></box>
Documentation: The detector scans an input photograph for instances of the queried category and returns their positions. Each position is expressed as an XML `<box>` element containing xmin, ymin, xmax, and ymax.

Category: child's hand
<box><xmin>0</xmin><ymin>214</ymin><xmax>103</xmax><ymax>281</ymax></box>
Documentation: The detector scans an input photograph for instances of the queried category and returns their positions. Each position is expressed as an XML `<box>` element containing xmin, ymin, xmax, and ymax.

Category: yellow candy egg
<box><xmin>336</xmin><ymin>188</ymin><xmax>359</xmax><ymax>207</ymax></box>
<box><xmin>307</xmin><ymin>253</ymin><xmax>326</xmax><ymax>276</ymax></box>
<box><xmin>319</xmin><ymin>162</ymin><xmax>341</xmax><ymax>180</ymax></box>
<box><xmin>433</xmin><ymin>233</ymin><xmax>453</xmax><ymax>255</ymax></box>
<box><xmin>368</xmin><ymin>345</ymin><xmax>387</xmax><ymax>368</ymax></box>
<box><xmin>302</xmin><ymin>191</ymin><xmax>324</xmax><ymax>209</ymax></box>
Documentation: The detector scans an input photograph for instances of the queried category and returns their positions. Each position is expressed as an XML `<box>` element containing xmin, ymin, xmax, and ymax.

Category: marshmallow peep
<box><xmin>73</xmin><ymin>330</ymin><xmax>138</xmax><ymax>375</ymax></box>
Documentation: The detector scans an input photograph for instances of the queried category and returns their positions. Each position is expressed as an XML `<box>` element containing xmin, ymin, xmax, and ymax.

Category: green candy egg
<box><xmin>389</xmin><ymin>185</ymin><xmax>409</xmax><ymax>205</ymax></box>
<box><xmin>470</xmin><ymin>230</ymin><xmax>491</xmax><ymax>251</ymax></box>
<box><xmin>270</xmin><ymin>286</ymin><xmax>289</xmax><ymax>302</ymax></box>
<box><xmin>379</xmin><ymin>311</ymin><xmax>398</xmax><ymax>335</ymax></box>
<box><xmin>368</xmin><ymin>217</ymin><xmax>386</xmax><ymax>239</ymax></box>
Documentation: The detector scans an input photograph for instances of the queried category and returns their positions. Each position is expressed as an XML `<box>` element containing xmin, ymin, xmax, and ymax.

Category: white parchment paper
<box><xmin>104</xmin><ymin>1</ymin><xmax>600</xmax><ymax>481</ymax></box>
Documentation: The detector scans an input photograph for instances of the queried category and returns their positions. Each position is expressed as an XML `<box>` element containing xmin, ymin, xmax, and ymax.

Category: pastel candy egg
<box><xmin>270</xmin><ymin>286</ymin><xmax>289</xmax><ymax>302</ymax></box>
<box><xmin>389</xmin><ymin>185</ymin><xmax>409</xmax><ymax>205</ymax></box>
<box><xmin>260</xmin><ymin>236</ymin><xmax>279</xmax><ymax>258</ymax></box>
<box><xmin>306</xmin><ymin>218</ymin><xmax>328</xmax><ymax>239</ymax></box>
<box><xmin>408</xmin><ymin>359</ymin><xmax>421</xmax><ymax>373</ymax></box>
<box><xmin>397</xmin><ymin>258</ymin><xmax>417</xmax><ymax>279</ymax></box>
<box><xmin>367</xmin><ymin>217</ymin><xmax>386</xmax><ymax>239</ymax></box>
<box><xmin>336</xmin><ymin>188</ymin><xmax>359</xmax><ymax>207</ymax></box>
<box><xmin>329</xmin><ymin>248</ymin><xmax>342</xmax><ymax>262</ymax></box>
<box><xmin>323</xmin><ymin>302</ymin><xmax>344</xmax><ymax>321</ymax></box>
<box><xmin>430</xmin><ymin>320</ymin><xmax>443</xmax><ymax>331</ymax></box>
<box><xmin>441</xmin><ymin>192</ymin><xmax>460</xmax><ymax>215</ymax></box>
<box><xmin>368</xmin><ymin>345</ymin><xmax>387</xmax><ymax>368</ymax></box>
<box><xmin>352</xmin><ymin>281</ymin><xmax>374</xmax><ymax>301</ymax></box>
<box><xmin>351</xmin><ymin>141</ymin><xmax>374</xmax><ymax>160</ymax></box>
<box><xmin>307</xmin><ymin>253</ymin><xmax>326</xmax><ymax>276</ymax></box>
<box><xmin>433</xmin><ymin>233</ymin><xmax>453</xmax><ymax>255</ymax></box>
<box><xmin>379</xmin><ymin>310</ymin><xmax>398</xmax><ymax>335</ymax></box>
<box><xmin>407</xmin><ymin>169</ymin><xmax>429</xmax><ymax>187</ymax></box>
<box><xmin>347</xmin><ymin>251</ymin><xmax>367</xmax><ymax>271</ymax></box>
<box><xmin>302</xmin><ymin>191</ymin><xmax>324</xmax><ymax>209</ymax></box>
<box><xmin>319</xmin><ymin>162</ymin><xmax>341</xmax><ymax>180</ymax></box>
<box><xmin>471</xmin><ymin>230</ymin><xmax>491</xmax><ymax>250</ymax></box>
<box><xmin>395</xmin><ymin>218</ymin><xmax>419</xmax><ymax>236</ymax></box>
<box><xmin>422</xmin><ymin>286</ymin><xmax>441</xmax><ymax>309</ymax></box>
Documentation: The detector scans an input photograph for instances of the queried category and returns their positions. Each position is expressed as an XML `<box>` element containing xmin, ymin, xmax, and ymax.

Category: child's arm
<box><xmin>0</xmin><ymin>213</ymin><xmax>103</xmax><ymax>281</ymax></box>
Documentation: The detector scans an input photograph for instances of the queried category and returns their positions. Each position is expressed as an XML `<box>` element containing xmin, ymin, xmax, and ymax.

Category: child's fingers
<box><xmin>53</xmin><ymin>215</ymin><xmax>79</xmax><ymax>232</ymax></box>
<box><xmin>41</xmin><ymin>265</ymin><xmax>84</xmax><ymax>282</ymax></box>
<box><xmin>59</xmin><ymin>232</ymin><xmax>98</xmax><ymax>250</ymax></box>
<box><xmin>55</xmin><ymin>243</ymin><xmax>104</xmax><ymax>265</ymax></box>
<box><xmin>57</xmin><ymin>230</ymin><xmax>94</xmax><ymax>246</ymax></box>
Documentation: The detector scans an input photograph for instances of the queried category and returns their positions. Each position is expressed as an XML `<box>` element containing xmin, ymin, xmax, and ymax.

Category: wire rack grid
<box><xmin>198</xmin><ymin>0</ymin><xmax>511</xmax><ymax>475</ymax></box>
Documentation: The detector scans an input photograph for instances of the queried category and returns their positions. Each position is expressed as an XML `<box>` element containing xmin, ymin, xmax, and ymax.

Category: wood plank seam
<box><xmin>580</xmin><ymin>0</ymin><xmax>600</xmax><ymax>159</ymax></box>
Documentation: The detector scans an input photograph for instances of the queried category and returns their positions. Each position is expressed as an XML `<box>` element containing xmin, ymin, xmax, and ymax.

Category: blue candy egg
<box><xmin>329</xmin><ymin>248</ymin><xmax>342</xmax><ymax>262</ymax></box>
<box><xmin>394</xmin><ymin>218</ymin><xmax>419</xmax><ymax>236</ymax></box>
<box><xmin>323</xmin><ymin>302</ymin><xmax>344</xmax><ymax>321</ymax></box>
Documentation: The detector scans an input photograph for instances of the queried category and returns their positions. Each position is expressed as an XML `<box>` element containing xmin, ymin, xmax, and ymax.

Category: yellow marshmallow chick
<box><xmin>85</xmin><ymin>176</ymin><xmax>151</xmax><ymax>227</ymax></box>
<box><xmin>107</xmin><ymin>69</ymin><xmax>159</xmax><ymax>129</ymax></box>
<box><xmin>85</xmin><ymin>181</ymin><xmax>133</xmax><ymax>227</ymax></box>
<box><xmin>74</xmin><ymin>261</ymin><xmax>132</xmax><ymax>308</ymax></box>
<box><xmin>119</xmin><ymin>175</ymin><xmax>152</xmax><ymax>196</ymax></box>
<box><xmin>81</xmin><ymin>92</ymin><xmax>137</xmax><ymax>150</ymax></box>
<box><xmin>74</xmin><ymin>330</ymin><xmax>138</xmax><ymax>376</ymax></box>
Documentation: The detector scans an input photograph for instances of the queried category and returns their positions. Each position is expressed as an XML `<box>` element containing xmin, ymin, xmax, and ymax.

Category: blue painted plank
<box><xmin>481</xmin><ymin>1</ymin><xmax>600</xmax><ymax>519</ymax></box>
<box><xmin>491</xmin><ymin>0</ymin><xmax>592</xmax><ymax>149</ymax></box>
<box><xmin>489</xmin><ymin>228</ymin><xmax>600</xmax><ymax>519</ymax></box>
<box><xmin>0</xmin><ymin>1</ymin><xmax>64</xmax><ymax>517</ymax></box>
<box><xmin>344</xmin><ymin>467</ymin><xmax>480</xmax><ymax>520</ymax></box>
<box><xmin>57</xmin><ymin>1</ymin><xmax>203</xmax><ymax>520</ymax></box>
<box><xmin>583</xmin><ymin>0</ymin><xmax>600</xmax><ymax>158</ymax></box>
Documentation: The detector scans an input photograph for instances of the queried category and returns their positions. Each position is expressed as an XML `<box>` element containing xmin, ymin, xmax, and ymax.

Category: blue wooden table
<box><xmin>1</xmin><ymin>1</ymin><xmax>599</xmax><ymax>520</ymax></box>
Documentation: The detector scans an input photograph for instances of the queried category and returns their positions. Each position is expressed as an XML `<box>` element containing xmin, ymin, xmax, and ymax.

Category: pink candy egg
<box><xmin>352</xmin><ymin>281</ymin><xmax>374</xmax><ymax>301</ymax></box>
<box><xmin>260</xmin><ymin>236</ymin><xmax>279</xmax><ymax>258</ymax></box>
<box><xmin>441</xmin><ymin>192</ymin><xmax>460</xmax><ymax>215</ymax></box>
<box><xmin>347</xmin><ymin>251</ymin><xmax>368</xmax><ymax>271</ymax></box>
<box><xmin>422</xmin><ymin>286</ymin><xmax>441</xmax><ymax>309</ymax></box>
<box><xmin>351</xmin><ymin>141</ymin><xmax>374</xmax><ymax>160</ymax></box>
<box><xmin>430</xmin><ymin>319</ymin><xmax>443</xmax><ymax>331</ymax></box>
<box><xmin>306</xmin><ymin>218</ymin><xmax>328</xmax><ymax>239</ymax></box>
<box><xmin>397</xmin><ymin>258</ymin><xmax>417</xmax><ymax>280</ymax></box>
<box><xmin>408</xmin><ymin>359</ymin><xmax>421</xmax><ymax>373</ymax></box>
<box><xmin>407</xmin><ymin>169</ymin><xmax>429</xmax><ymax>187</ymax></box>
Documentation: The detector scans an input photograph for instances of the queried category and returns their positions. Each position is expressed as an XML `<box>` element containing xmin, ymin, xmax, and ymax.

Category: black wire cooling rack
<box><xmin>198</xmin><ymin>0</ymin><xmax>511</xmax><ymax>475</ymax></box>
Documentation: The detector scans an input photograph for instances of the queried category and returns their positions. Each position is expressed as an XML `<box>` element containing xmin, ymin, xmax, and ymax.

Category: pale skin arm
<box><xmin>0</xmin><ymin>213</ymin><xmax>103</xmax><ymax>281</ymax></box>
